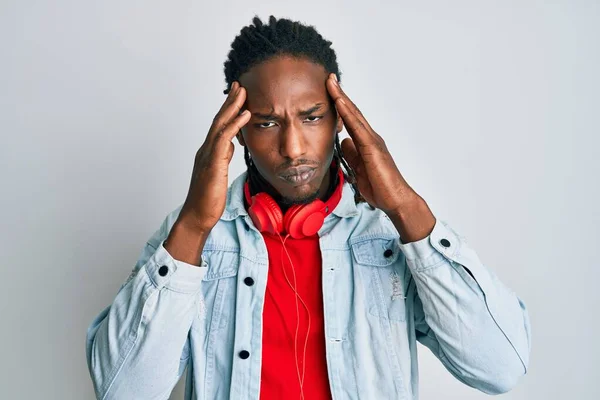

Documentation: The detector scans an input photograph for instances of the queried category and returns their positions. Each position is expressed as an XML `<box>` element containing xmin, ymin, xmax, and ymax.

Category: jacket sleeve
<box><xmin>85</xmin><ymin>210</ymin><xmax>207</xmax><ymax>400</ymax></box>
<box><xmin>399</xmin><ymin>218</ymin><xmax>531</xmax><ymax>395</ymax></box>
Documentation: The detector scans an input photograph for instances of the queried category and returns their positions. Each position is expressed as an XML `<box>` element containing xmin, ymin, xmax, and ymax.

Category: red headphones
<box><xmin>244</xmin><ymin>166</ymin><xmax>344</xmax><ymax>239</ymax></box>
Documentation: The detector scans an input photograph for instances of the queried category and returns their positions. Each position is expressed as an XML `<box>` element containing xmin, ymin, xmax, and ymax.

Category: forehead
<box><xmin>239</xmin><ymin>56</ymin><xmax>329</xmax><ymax>110</ymax></box>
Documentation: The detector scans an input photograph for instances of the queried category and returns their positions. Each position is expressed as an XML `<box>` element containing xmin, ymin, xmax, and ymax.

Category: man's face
<box><xmin>237</xmin><ymin>56</ymin><xmax>343</xmax><ymax>205</ymax></box>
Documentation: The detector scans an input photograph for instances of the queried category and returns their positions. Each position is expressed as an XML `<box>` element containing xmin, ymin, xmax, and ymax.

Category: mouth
<box><xmin>277</xmin><ymin>166</ymin><xmax>317</xmax><ymax>186</ymax></box>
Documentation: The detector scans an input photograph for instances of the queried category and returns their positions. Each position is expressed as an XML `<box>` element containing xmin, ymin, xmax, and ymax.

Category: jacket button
<box><xmin>239</xmin><ymin>350</ymin><xmax>250</xmax><ymax>359</ymax></box>
<box><xmin>158</xmin><ymin>265</ymin><xmax>169</xmax><ymax>276</ymax></box>
<box><xmin>440</xmin><ymin>239</ymin><xmax>451</xmax><ymax>248</ymax></box>
<box><xmin>383</xmin><ymin>249</ymin><xmax>393</xmax><ymax>258</ymax></box>
<box><xmin>244</xmin><ymin>277</ymin><xmax>254</xmax><ymax>286</ymax></box>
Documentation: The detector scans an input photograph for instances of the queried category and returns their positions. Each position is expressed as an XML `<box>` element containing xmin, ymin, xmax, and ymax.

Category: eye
<box><xmin>304</xmin><ymin>116</ymin><xmax>323</xmax><ymax>123</ymax></box>
<box><xmin>257</xmin><ymin>122</ymin><xmax>276</xmax><ymax>129</ymax></box>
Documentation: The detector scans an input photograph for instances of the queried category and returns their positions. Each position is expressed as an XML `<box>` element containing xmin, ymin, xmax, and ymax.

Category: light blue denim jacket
<box><xmin>86</xmin><ymin>171</ymin><xmax>531</xmax><ymax>400</ymax></box>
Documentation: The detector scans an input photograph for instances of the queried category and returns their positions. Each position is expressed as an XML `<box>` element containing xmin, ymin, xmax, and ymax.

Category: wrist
<box><xmin>164</xmin><ymin>220</ymin><xmax>211</xmax><ymax>266</ymax></box>
<box><xmin>386</xmin><ymin>196</ymin><xmax>436</xmax><ymax>244</ymax></box>
<box><xmin>177</xmin><ymin>205</ymin><xmax>217</xmax><ymax>235</ymax></box>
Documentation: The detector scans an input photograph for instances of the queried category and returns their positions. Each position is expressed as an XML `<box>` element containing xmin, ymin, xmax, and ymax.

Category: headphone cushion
<box><xmin>249</xmin><ymin>193</ymin><xmax>283</xmax><ymax>235</ymax></box>
<box><xmin>284</xmin><ymin>200</ymin><xmax>326</xmax><ymax>238</ymax></box>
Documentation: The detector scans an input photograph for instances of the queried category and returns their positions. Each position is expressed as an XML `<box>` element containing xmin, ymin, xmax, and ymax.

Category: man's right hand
<box><xmin>165</xmin><ymin>81</ymin><xmax>251</xmax><ymax>265</ymax></box>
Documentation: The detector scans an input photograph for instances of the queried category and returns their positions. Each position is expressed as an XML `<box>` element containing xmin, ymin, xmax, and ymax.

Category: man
<box><xmin>86</xmin><ymin>16</ymin><xmax>531</xmax><ymax>399</ymax></box>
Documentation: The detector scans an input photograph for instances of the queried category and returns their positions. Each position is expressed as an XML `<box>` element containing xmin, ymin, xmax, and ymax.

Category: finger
<box><xmin>217</xmin><ymin>109</ymin><xmax>251</xmax><ymax>143</ymax></box>
<box><xmin>212</xmin><ymin>110</ymin><xmax>250</xmax><ymax>163</ymax></box>
<box><xmin>214</xmin><ymin>81</ymin><xmax>240</xmax><ymax>117</ymax></box>
<box><xmin>335</xmin><ymin>97</ymin><xmax>374</xmax><ymax>147</ymax></box>
<box><xmin>326</xmin><ymin>75</ymin><xmax>374</xmax><ymax>145</ymax></box>
<box><xmin>210</xmin><ymin>86</ymin><xmax>247</xmax><ymax>138</ymax></box>
<box><xmin>326</xmin><ymin>74</ymin><xmax>372</xmax><ymax>125</ymax></box>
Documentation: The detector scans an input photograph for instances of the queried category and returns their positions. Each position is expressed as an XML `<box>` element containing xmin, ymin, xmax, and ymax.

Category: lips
<box><xmin>279</xmin><ymin>166</ymin><xmax>315</xmax><ymax>177</ymax></box>
<box><xmin>278</xmin><ymin>166</ymin><xmax>317</xmax><ymax>185</ymax></box>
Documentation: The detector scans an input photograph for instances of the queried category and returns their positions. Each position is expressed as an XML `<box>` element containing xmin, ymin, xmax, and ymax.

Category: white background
<box><xmin>1</xmin><ymin>0</ymin><xmax>598</xmax><ymax>399</ymax></box>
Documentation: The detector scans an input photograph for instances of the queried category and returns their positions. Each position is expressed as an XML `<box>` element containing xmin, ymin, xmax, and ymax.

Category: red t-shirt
<box><xmin>256</xmin><ymin>182</ymin><xmax>343</xmax><ymax>400</ymax></box>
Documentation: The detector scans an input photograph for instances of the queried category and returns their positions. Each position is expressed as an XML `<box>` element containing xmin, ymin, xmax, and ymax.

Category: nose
<box><xmin>279</xmin><ymin>122</ymin><xmax>307</xmax><ymax>160</ymax></box>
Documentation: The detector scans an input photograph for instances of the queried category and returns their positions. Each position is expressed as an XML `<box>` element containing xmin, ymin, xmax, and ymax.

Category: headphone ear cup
<box><xmin>283</xmin><ymin>204</ymin><xmax>304</xmax><ymax>235</ymax></box>
<box><xmin>249</xmin><ymin>193</ymin><xmax>283</xmax><ymax>235</ymax></box>
<box><xmin>284</xmin><ymin>200</ymin><xmax>326</xmax><ymax>239</ymax></box>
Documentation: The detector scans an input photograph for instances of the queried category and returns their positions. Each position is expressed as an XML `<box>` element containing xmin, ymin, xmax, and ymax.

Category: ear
<box><xmin>335</xmin><ymin>113</ymin><xmax>344</xmax><ymax>134</ymax></box>
<box><xmin>236</xmin><ymin>129</ymin><xmax>246</xmax><ymax>146</ymax></box>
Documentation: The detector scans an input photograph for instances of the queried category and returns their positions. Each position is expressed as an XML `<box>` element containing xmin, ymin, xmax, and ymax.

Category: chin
<box><xmin>280</xmin><ymin>189</ymin><xmax>320</xmax><ymax>207</ymax></box>
<box><xmin>277</xmin><ymin>181</ymin><xmax>322</xmax><ymax>206</ymax></box>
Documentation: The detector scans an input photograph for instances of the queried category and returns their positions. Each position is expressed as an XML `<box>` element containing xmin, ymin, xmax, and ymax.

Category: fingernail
<box><xmin>236</xmin><ymin>87</ymin><xmax>242</xmax><ymax>96</ymax></box>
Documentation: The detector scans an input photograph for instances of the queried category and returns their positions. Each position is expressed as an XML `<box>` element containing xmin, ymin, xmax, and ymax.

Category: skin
<box><xmin>324</xmin><ymin>71</ymin><xmax>436</xmax><ymax>242</ymax></box>
<box><xmin>236</xmin><ymin>55</ymin><xmax>344</xmax><ymax>208</ymax></box>
<box><xmin>236</xmin><ymin>55</ymin><xmax>435</xmax><ymax>242</ymax></box>
<box><xmin>165</xmin><ymin>55</ymin><xmax>436</xmax><ymax>265</ymax></box>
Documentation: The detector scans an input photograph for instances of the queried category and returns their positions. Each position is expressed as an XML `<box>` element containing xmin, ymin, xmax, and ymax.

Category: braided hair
<box><xmin>224</xmin><ymin>15</ymin><xmax>364</xmax><ymax>204</ymax></box>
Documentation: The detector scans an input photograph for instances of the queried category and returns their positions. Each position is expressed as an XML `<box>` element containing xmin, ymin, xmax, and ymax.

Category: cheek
<box><xmin>320</xmin><ymin>123</ymin><xmax>338</xmax><ymax>149</ymax></box>
<box><xmin>242</xmin><ymin>129</ymin><xmax>269</xmax><ymax>153</ymax></box>
<box><xmin>244</xmin><ymin>136</ymin><xmax>277</xmax><ymax>169</ymax></box>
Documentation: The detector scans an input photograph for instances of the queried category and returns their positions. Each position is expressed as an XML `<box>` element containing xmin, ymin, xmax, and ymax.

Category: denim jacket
<box><xmin>86</xmin><ymin>171</ymin><xmax>531</xmax><ymax>400</ymax></box>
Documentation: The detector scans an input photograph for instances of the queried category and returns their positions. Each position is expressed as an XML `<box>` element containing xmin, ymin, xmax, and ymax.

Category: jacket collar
<box><xmin>220</xmin><ymin>171</ymin><xmax>359</xmax><ymax>222</ymax></box>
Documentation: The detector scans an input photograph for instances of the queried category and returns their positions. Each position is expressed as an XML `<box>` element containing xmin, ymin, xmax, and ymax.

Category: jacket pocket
<box><xmin>351</xmin><ymin>237</ymin><xmax>407</xmax><ymax>322</ymax></box>
<box><xmin>199</xmin><ymin>249</ymin><xmax>239</xmax><ymax>331</ymax></box>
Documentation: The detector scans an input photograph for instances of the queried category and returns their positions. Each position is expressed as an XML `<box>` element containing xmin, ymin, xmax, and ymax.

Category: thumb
<box><xmin>226</xmin><ymin>141</ymin><xmax>235</xmax><ymax>162</ymax></box>
<box><xmin>341</xmin><ymin>137</ymin><xmax>364</xmax><ymax>176</ymax></box>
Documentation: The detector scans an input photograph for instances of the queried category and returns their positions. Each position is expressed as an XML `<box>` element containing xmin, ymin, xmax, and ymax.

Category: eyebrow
<box><xmin>252</xmin><ymin>103</ymin><xmax>326</xmax><ymax>120</ymax></box>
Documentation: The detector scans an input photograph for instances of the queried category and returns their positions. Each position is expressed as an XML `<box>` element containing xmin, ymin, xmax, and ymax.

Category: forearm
<box><xmin>164</xmin><ymin>218</ymin><xmax>210</xmax><ymax>266</ymax></box>
<box><xmin>86</xmin><ymin>240</ymin><xmax>206</xmax><ymax>399</ymax></box>
<box><xmin>401</xmin><ymin>219</ymin><xmax>531</xmax><ymax>394</ymax></box>
<box><xmin>386</xmin><ymin>194</ymin><xmax>436</xmax><ymax>244</ymax></box>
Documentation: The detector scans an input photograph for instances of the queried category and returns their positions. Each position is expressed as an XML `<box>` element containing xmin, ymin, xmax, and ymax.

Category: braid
<box><xmin>333</xmin><ymin>134</ymin><xmax>365</xmax><ymax>204</ymax></box>
<box><xmin>224</xmin><ymin>15</ymin><xmax>341</xmax><ymax>94</ymax></box>
<box><xmin>228</xmin><ymin>15</ymin><xmax>364</xmax><ymax>204</ymax></box>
